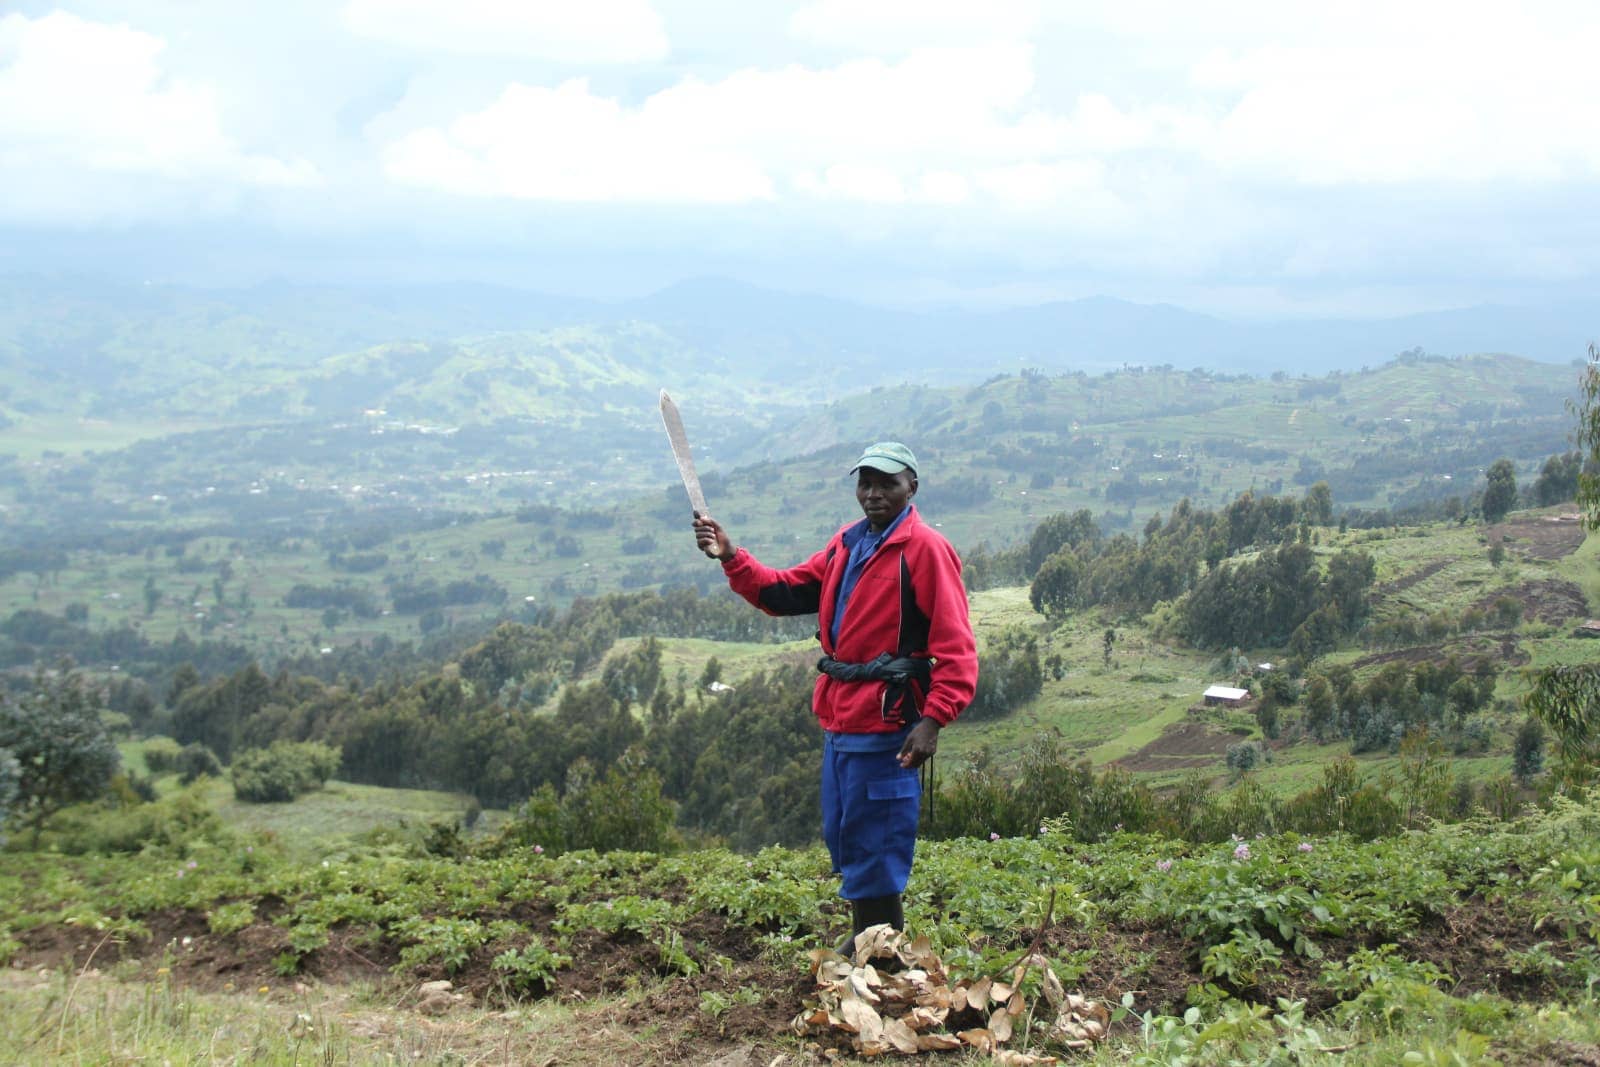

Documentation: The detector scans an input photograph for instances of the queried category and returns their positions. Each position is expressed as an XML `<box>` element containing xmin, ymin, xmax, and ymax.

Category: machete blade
<box><xmin>659</xmin><ymin>390</ymin><xmax>710</xmax><ymax>517</ymax></box>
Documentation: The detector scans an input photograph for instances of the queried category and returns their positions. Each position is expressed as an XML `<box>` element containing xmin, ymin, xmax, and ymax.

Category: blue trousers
<box><xmin>821</xmin><ymin>731</ymin><xmax>921</xmax><ymax>899</ymax></box>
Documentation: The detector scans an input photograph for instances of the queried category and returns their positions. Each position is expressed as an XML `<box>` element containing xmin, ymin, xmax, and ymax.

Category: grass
<box><xmin>0</xmin><ymin>414</ymin><xmax>230</xmax><ymax>459</ymax></box>
<box><xmin>203</xmin><ymin>778</ymin><xmax>488</xmax><ymax>860</ymax></box>
<box><xmin>1082</xmin><ymin>698</ymin><xmax>1196</xmax><ymax>765</ymax></box>
<box><xmin>0</xmin><ymin>967</ymin><xmax>600</xmax><ymax>1066</ymax></box>
<box><xmin>7</xmin><ymin>961</ymin><xmax>1596</xmax><ymax>1067</ymax></box>
<box><xmin>600</xmin><ymin>633</ymin><xmax>815</xmax><ymax>693</ymax></box>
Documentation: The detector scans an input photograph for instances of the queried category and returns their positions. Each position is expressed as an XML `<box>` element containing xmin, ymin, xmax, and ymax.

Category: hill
<box><xmin>0</xmin><ymin>353</ymin><xmax>1578</xmax><ymax>672</ymax></box>
<box><xmin>2</xmin><ymin>274</ymin><xmax>1596</xmax><ymax>425</ymax></box>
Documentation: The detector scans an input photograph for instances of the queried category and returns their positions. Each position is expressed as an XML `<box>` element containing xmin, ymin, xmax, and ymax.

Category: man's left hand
<box><xmin>898</xmin><ymin>718</ymin><xmax>940</xmax><ymax>769</ymax></box>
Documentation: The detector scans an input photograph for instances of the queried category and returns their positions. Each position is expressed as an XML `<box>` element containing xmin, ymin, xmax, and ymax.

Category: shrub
<box><xmin>177</xmin><ymin>743</ymin><xmax>223</xmax><ymax>784</ymax></box>
<box><xmin>1513</xmin><ymin>717</ymin><xmax>1546</xmax><ymax>784</ymax></box>
<box><xmin>231</xmin><ymin>741</ymin><xmax>341</xmax><ymax>803</ymax></box>
<box><xmin>142</xmin><ymin>736</ymin><xmax>183</xmax><ymax>775</ymax></box>
<box><xmin>38</xmin><ymin>786</ymin><xmax>229</xmax><ymax>856</ymax></box>
<box><xmin>1225</xmin><ymin>740</ymin><xmax>1271</xmax><ymax>776</ymax></box>
<box><xmin>964</xmin><ymin>627</ymin><xmax>1043</xmax><ymax>722</ymax></box>
<box><xmin>0</xmin><ymin>749</ymin><xmax>18</xmax><ymax>846</ymax></box>
<box><xmin>492</xmin><ymin>748</ymin><xmax>678</xmax><ymax>856</ymax></box>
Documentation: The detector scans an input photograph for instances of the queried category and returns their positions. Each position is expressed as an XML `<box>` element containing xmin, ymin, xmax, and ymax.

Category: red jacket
<box><xmin>721</xmin><ymin>505</ymin><xmax>977</xmax><ymax>734</ymax></box>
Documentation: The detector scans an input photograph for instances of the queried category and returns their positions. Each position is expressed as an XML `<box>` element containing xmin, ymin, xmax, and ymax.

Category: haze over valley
<box><xmin>6</xmin><ymin>4</ymin><xmax>1600</xmax><ymax>1063</ymax></box>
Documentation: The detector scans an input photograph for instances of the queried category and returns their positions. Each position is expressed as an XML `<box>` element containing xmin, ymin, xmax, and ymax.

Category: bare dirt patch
<box><xmin>1474</xmin><ymin>578</ymin><xmax>1590</xmax><ymax>626</ymax></box>
<box><xmin>1504</xmin><ymin>1041</ymin><xmax>1600</xmax><ymax>1067</ymax></box>
<box><xmin>1113</xmin><ymin>720</ymin><xmax>1245</xmax><ymax>773</ymax></box>
<box><xmin>1041</xmin><ymin>917</ymin><xmax>1202</xmax><ymax>1016</ymax></box>
<box><xmin>1489</xmin><ymin>511</ymin><xmax>1588</xmax><ymax>561</ymax></box>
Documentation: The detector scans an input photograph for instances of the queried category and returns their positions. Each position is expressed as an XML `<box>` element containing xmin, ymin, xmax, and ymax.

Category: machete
<box><xmin>659</xmin><ymin>390</ymin><xmax>709</xmax><ymax>519</ymax></box>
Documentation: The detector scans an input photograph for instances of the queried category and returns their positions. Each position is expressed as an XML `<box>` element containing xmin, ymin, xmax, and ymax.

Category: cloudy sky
<box><xmin>2</xmin><ymin>1</ymin><xmax>1598</xmax><ymax>316</ymax></box>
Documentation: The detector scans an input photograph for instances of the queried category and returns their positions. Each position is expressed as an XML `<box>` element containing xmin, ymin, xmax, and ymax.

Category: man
<box><xmin>692</xmin><ymin>442</ymin><xmax>977</xmax><ymax>950</ymax></box>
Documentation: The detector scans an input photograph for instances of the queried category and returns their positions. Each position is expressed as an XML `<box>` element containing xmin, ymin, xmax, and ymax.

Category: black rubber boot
<box><xmin>836</xmin><ymin>900</ymin><xmax>863</xmax><ymax>954</ymax></box>
<box><xmin>855</xmin><ymin>894</ymin><xmax>902</xmax><ymax>935</ymax></box>
<box><xmin>838</xmin><ymin>894</ymin><xmax>905</xmax><ymax>955</ymax></box>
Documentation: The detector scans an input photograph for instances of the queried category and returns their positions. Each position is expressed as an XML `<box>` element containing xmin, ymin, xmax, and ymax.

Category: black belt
<box><xmin>816</xmin><ymin>653</ymin><xmax>932</xmax><ymax>725</ymax></box>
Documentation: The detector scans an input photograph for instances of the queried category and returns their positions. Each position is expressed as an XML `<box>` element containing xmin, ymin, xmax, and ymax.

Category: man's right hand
<box><xmin>692</xmin><ymin>512</ymin><xmax>735</xmax><ymax>561</ymax></box>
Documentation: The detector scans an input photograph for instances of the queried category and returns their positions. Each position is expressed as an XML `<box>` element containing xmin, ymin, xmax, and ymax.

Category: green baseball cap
<box><xmin>851</xmin><ymin>441</ymin><xmax>918</xmax><ymax>476</ymax></box>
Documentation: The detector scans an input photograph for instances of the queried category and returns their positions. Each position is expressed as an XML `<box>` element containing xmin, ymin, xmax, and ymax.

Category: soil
<box><xmin>1348</xmin><ymin>633</ymin><xmax>1528</xmax><ymax>672</ymax></box>
<box><xmin>1473</xmin><ymin>578</ymin><xmax>1591</xmax><ymax>626</ymax></box>
<box><xmin>1489</xmin><ymin>511</ymin><xmax>1588</xmax><ymax>561</ymax></box>
<box><xmin>14</xmin><ymin>883</ymin><xmax>1598</xmax><ymax>1065</ymax></box>
<box><xmin>1113</xmin><ymin>720</ymin><xmax>1246</xmax><ymax>772</ymax></box>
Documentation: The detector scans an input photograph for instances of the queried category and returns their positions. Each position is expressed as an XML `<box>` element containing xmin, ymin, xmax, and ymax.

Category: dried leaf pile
<box><xmin>790</xmin><ymin>925</ymin><xmax>1109</xmax><ymax>1063</ymax></box>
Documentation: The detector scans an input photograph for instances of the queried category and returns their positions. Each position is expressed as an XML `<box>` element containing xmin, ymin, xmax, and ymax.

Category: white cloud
<box><xmin>381</xmin><ymin>44</ymin><xmax>1094</xmax><ymax>207</ymax></box>
<box><xmin>380</xmin><ymin>5</ymin><xmax>1599</xmax><ymax>224</ymax></box>
<box><xmin>795</xmin><ymin>164</ymin><xmax>906</xmax><ymax>203</ymax></box>
<box><xmin>9</xmin><ymin>0</ymin><xmax>1600</xmax><ymax>311</ymax></box>
<box><xmin>1191</xmin><ymin>26</ymin><xmax>1600</xmax><ymax>184</ymax></box>
<box><xmin>342</xmin><ymin>0</ymin><xmax>669</xmax><ymax>63</ymax></box>
<box><xmin>976</xmin><ymin>160</ymin><xmax>1110</xmax><ymax>213</ymax></box>
<box><xmin>789</xmin><ymin>0</ymin><xmax>1041</xmax><ymax>52</ymax></box>
<box><xmin>384</xmin><ymin>79</ymin><xmax>774</xmax><ymax>202</ymax></box>
<box><xmin>917</xmin><ymin>171</ymin><xmax>970</xmax><ymax>204</ymax></box>
<box><xmin>0</xmin><ymin>11</ymin><xmax>317</xmax><ymax>202</ymax></box>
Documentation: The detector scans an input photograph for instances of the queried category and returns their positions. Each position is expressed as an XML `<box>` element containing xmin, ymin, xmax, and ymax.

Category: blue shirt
<box><xmin>829</xmin><ymin>507</ymin><xmax>910</xmax><ymax>645</ymax></box>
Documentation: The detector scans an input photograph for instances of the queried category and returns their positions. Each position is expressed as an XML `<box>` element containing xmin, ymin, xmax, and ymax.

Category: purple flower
<box><xmin>533</xmin><ymin>845</ymin><xmax>544</xmax><ymax>854</ymax></box>
<box><xmin>186</xmin><ymin>860</ymin><xmax>198</xmax><ymax>869</ymax></box>
<box><xmin>1298</xmin><ymin>842</ymin><xmax>1314</xmax><ymax>853</ymax></box>
<box><xmin>989</xmin><ymin>832</ymin><xmax>1000</xmax><ymax>841</ymax></box>
<box><xmin>1233</xmin><ymin>843</ymin><xmax>1252</xmax><ymax>861</ymax></box>
<box><xmin>1156</xmin><ymin>859</ymin><xmax>1173</xmax><ymax>873</ymax></box>
<box><xmin>175</xmin><ymin>869</ymin><xmax>185</xmax><ymax>879</ymax></box>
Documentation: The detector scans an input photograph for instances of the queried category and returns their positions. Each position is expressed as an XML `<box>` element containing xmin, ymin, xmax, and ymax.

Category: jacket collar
<box><xmin>878</xmin><ymin>503</ymin><xmax>921</xmax><ymax>546</ymax></box>
<box><xmin>839</xmin><ymin>503</ymin><xmax>923</xmax><ymax>548</ymax></box>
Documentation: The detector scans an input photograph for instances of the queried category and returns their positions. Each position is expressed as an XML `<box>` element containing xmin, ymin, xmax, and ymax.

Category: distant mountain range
<box><xmin>1</xmin><ymin>273</ymin><xmax>1594</xmax><ymax>421</ymax></box>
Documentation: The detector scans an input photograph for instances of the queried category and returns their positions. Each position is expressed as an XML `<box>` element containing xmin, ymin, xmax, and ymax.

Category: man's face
<box><xmin>856</xmin><ymin>467</ymin><xmax>917</xmax><ymax>531</ymax></box>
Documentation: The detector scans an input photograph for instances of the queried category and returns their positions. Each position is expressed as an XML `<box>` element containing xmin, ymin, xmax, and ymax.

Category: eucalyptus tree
<box><xmin>1525</xmin><ymin>345</ymin><xmax>1600</xmax><ymax>785</ymax></box>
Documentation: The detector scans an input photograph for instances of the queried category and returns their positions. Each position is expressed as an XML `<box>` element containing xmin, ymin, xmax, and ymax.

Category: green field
<box><xmin>6</xmin><ymin>779</ymin><xmax>1600</xmax><ymax>1064</ymax></box>
<box><xmin>0</xmin><ymin>414</ymin><xmax>232</xmax><ymax>458</ymax></box>
<box><xmin>0</xmin><ymin>353</ymin><xmax>1578</xmax><ymax>667</ymax></box>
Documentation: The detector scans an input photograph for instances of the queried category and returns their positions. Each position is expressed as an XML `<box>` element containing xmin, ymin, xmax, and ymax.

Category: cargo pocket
<box><xmin>866</xmin><ymin>771</ymin><xmax>921</xmax><ymax>803</ymax></box>
<box><xmin>866</xmin><ymin>769</ymin><xmax>921</xmax><ymax>854</ymax></box>
<box><xmin>857</xmin><ymin>767</ymin><xmax>921</xmax><ymax>895</ymax></box>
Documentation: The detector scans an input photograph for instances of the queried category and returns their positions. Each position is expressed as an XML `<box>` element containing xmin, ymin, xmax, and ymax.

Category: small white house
<box><xmin>1203</xmin><ymin>685</ymin><xmax>1249</xmax><ymax>707</ymax></box>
